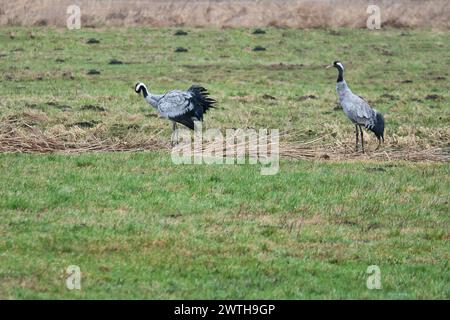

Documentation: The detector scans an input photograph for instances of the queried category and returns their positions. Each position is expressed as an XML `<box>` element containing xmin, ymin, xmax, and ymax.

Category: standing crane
<box><xmin>327</xmin><ymin>61</ymin><xmax>385</xmax><ymax>152</ymax></box>
<box><xmin>135</xmin><ymin>82</ymin><xmax>216</xmax><ymax>144</ymax></box>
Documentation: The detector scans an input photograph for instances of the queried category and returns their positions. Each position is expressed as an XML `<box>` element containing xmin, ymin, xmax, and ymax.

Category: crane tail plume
<box><xmin>188</xmin><ymin>85</ymin><xmax>217</xmax><ymax>120</ymax></box>
<box><xmin>370</xmin><ymin>112</ymin><xmax>385</xmax><ymax>141</ymax></box>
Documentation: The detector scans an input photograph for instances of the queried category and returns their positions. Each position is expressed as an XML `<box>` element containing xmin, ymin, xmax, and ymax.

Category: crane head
<box><xmin>326</xmin><ymin>61</ymin><xmax>344</xmax><ymax>71</ymax></box>
<box><xmin>135</xmin><ymin>82</ymin><xmax>144</xmax><ymax>93</ymax></box>
<box><xmin>134</xmin><ymin>82</ymin><xmax>148</xmax><ymax>98</ymax></box>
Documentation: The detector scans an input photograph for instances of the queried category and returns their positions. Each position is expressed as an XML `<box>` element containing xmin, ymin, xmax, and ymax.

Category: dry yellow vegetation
<box><xmin>1</xmin><ymin>0</ymin><xmax>449</xmax><ymax>28</ymax></box>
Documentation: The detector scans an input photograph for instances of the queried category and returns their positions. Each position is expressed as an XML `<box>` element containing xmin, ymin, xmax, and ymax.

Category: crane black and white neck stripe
<box><xmin>327</xmin><ymin>61</ymin><xmax>385</xmax><ymax>152</ymax></box>
<box><xmin>135</xmin><ymin>82</ymin><xmax>216</xmax><ymax>143</ymax></box>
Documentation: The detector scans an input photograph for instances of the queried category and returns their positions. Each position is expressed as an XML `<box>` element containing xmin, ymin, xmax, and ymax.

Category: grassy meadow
<box><xmin>0</xmin><ymin>27</ymin><xmax>449</xmax><ymax>299</ymax></box>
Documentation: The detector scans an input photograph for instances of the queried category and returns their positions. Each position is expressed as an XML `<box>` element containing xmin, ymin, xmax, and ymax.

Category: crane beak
<box><xmin>325</xmin><ymin>65</ymin><xmax>333</xmax><ymax>69</ymax></box>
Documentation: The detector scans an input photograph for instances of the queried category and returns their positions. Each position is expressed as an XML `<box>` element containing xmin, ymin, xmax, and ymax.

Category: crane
<box><xmin>327</xmin><ymin>61</ymin><xmax>385</xmax><ymax>152</ymax></box>
<box><xmin>135</xmin><ymin>82</ymin><xmax>216</xmax><ymax>144</ymax></box>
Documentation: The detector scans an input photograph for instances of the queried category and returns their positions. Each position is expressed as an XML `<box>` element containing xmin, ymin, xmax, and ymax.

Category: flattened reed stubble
<box><xmin>1</xmin><ymin>117</ymin><xmax>448</xmax><ymax>162</ymax></box>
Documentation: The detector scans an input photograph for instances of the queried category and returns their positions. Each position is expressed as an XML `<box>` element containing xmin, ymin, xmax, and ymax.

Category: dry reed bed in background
<box><xmin>1</xmin><ymin>117</ymin><xmax>448</xmax><ymax>162</ymax></box>
<box><xmin>1</xmin><ymin>0</ymin><xmax>449</xmax><ymax>29</ymax></box>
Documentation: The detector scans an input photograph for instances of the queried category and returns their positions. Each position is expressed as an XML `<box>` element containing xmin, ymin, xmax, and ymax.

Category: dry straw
<box><xmin>1</xmin><ymin>117</ymin><xmax>448</xmax><ymax>162</ymax></box>
<box><xmin>0</xmin><ymin>116</ymin><xmax>168</xmax><ymax>154</ymax></box>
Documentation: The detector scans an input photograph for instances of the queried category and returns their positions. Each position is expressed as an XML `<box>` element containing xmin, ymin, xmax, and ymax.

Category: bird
<box><xmin>134</xmin><ymin>82</ymin><xmax>216</xmax><ymax>144</ymax></box>
<box><xmin>327</xmin><ymin>61</ymin><xmax>385</xmax><ymax>152</ymax></box>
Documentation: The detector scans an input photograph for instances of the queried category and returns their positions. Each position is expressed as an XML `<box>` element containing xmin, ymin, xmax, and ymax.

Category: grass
<box><xmin>0</xmin><ymin>153</ymin><xmax>448</xmax><ymax>299</ymax></box>
<box><xmin>0</xmin><ymin>27</ymin><xmax>449</xmax><ymax>299</ymax></box>
<box><xmin>0</xmin><ymin>27</ymin><xmax>448</xmax><ymax>150</ymax></box>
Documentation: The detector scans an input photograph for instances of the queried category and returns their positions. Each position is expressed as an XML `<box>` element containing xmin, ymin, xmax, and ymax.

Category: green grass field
<box><xmin>0</xmin><ymin>27</ymin><xmax>449</xmax><ymax>299</ymax></box>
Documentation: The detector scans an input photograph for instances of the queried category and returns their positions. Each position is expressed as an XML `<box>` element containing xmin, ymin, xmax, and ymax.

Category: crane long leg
<box><xmin>355</xmin><ymin>124</ymin><xmax>359</xmax><ymax>152</ymax></box>
<box><xmin>359</xmin><ymin>125</ymin><xmax>364</xmax><ymax>153</ymax></box>
<box><xmin>171</xmin><ymin>121</ymin><xmax>178</xmax><ymax>146</ymax></box>
<box><xmin>192</xmin><ymin>118</ymin><xmax>201</xmax><ymax>134</ymax></box>
<box><xmin>376</xmin><ymin>137</ymin><xmax>382</xmax><ymax>151</ymax></box>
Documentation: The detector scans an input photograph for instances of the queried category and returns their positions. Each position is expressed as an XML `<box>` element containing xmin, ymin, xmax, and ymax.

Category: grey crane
<box><xmin>135</xmin><ymin>82</ymin><xmax>216</xmax><ymax>143</ymax></box>
<box><xmin>327</xmin><ymin>61</ymin><xmax>385</xmax><ymax>152</ymax></box>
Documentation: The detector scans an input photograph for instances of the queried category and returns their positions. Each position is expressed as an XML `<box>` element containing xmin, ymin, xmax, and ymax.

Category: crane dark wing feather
<box><xmin>187</xmin><ymin>85</ymin><xmax>217</xmax><ymax>121</ymax></box>
<box><xmin>170</xmin><ymin>114</ymin><xmax>195</xmax><ymax>130</ymax></box>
